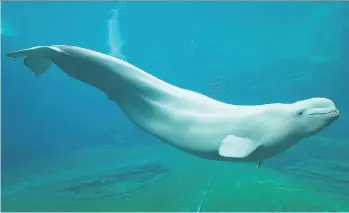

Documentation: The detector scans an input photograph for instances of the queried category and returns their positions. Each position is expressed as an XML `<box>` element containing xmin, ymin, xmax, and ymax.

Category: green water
<box><xmin>2</xmin><ymin>137</ymin><xmax>348</xmax><ymax>212</ymax></box>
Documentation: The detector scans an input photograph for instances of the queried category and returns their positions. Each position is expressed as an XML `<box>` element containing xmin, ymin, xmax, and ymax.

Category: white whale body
<box><xmin>7</xmin><ymin>45</ymin><xmax>340</xmax><ymax>166</ymax></box>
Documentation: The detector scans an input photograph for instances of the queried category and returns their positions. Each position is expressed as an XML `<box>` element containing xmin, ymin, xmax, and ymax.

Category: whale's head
<box><xmin>219</xmin><ymin>98</ymin><xmax>339</xmax><ymax>161</ymax></box>
<box><xmin>289</xmin><ymin>98</ymin><xmax>339</xmax><ymax>138</ymax></box>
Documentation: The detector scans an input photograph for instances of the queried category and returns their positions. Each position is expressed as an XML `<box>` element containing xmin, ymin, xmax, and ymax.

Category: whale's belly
<box><xmin>248</xmin><ymin>138</ymin><xmax>300</xmax><ymax>161</ymax></box>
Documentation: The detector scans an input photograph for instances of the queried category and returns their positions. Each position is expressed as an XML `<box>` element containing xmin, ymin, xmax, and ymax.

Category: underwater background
<box><xmin>1</xmin><ymin>1</ymin><xmax>349</xmax><ymax>212</ymax></box>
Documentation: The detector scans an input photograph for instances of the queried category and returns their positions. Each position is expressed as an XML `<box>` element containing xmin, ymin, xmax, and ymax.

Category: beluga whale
<box><xmin>7</xmin><ymin>45</ymin><xmax>340</xmax><ymax>167</ymax></box>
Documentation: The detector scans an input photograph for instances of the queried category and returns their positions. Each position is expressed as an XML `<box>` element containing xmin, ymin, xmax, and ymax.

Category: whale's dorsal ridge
<box><xmin>218</xmin><ymin>135</ymin><xmax>260</xmax><ymax>158</ymax></box>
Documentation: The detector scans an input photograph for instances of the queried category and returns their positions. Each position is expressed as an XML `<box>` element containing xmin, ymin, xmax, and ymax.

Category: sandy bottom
<box><xmin>2</xmin><ymin>140</ymin><xmax>349</xmax><ymax>212</ymax></box>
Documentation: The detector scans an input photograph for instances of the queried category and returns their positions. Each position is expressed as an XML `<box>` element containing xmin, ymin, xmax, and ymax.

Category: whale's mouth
<box><xmin>310</xmin><ymin>112</ymin><xmax>333</xmax><ymax>115</ymax></box>
<box><xmin>309</xmin><ymin>110</ymin><xmax>339</xmax><ymax>118</ymax></box>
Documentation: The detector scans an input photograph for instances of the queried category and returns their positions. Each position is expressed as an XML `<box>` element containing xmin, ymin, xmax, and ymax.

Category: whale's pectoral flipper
<box><xmin>219</xmin><ymin>135</ymin><xmax>260</xmax><ymax>158</ymax></box>
<box><xmin>7</xmin><ymin>46</ymin><xmax>53</xmax><ymax>76</ymax></box>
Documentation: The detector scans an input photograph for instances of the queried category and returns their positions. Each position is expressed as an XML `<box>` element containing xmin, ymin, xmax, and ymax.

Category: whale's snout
<box><xmin>327</xmin><ymin>108</ymin><xmax>339</xmax><ymax>121</ymax></box>
<box><xmin>308</xmin><ymin>103</ymin><xmax>339</xmax><ymax>121</ymax></box>
<box><xmin>325</xmin><ymin>104</ymin><xmax>339</xmax><ymax>121</ymax></box>
<box><xmin>294</xmin><ymin>98</ymin><xmax>340</xmax><ymax>137</ymax></box>
<box><xmin>327</xmin><ymin>100</ymin><xmax>339</xmax><ymax>120</ymax></box>
<box><xmin>333</xmin><ymin>108</ymin><xmax>340</xmax><ymax>119</ymax></box>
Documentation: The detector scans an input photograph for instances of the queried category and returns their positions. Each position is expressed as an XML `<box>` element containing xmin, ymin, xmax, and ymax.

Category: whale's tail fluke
<box><xmin>7</xmin><ymin>46</ymin><xmax>53</xmax><ymax>76</ymax></box>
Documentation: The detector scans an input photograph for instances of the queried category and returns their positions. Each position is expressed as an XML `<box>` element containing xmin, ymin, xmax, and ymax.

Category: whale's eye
<box><xmin>297</xmin><ymin>109</ymin><xmax>305</xmax><ymax>116</ymax></box>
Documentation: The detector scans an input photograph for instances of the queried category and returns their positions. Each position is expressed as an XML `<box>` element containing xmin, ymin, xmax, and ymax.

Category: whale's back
<box><xmin>49</xmin><ymin>46</ymin><xmax>235</xmax><ymax>114</ymax></box>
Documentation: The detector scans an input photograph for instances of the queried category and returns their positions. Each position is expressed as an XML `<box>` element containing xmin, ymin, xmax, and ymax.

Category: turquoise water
<box><xmin>1</xmin><ymin>2</ymin><xmax>349</xmax><ymax>212</ymax></box>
